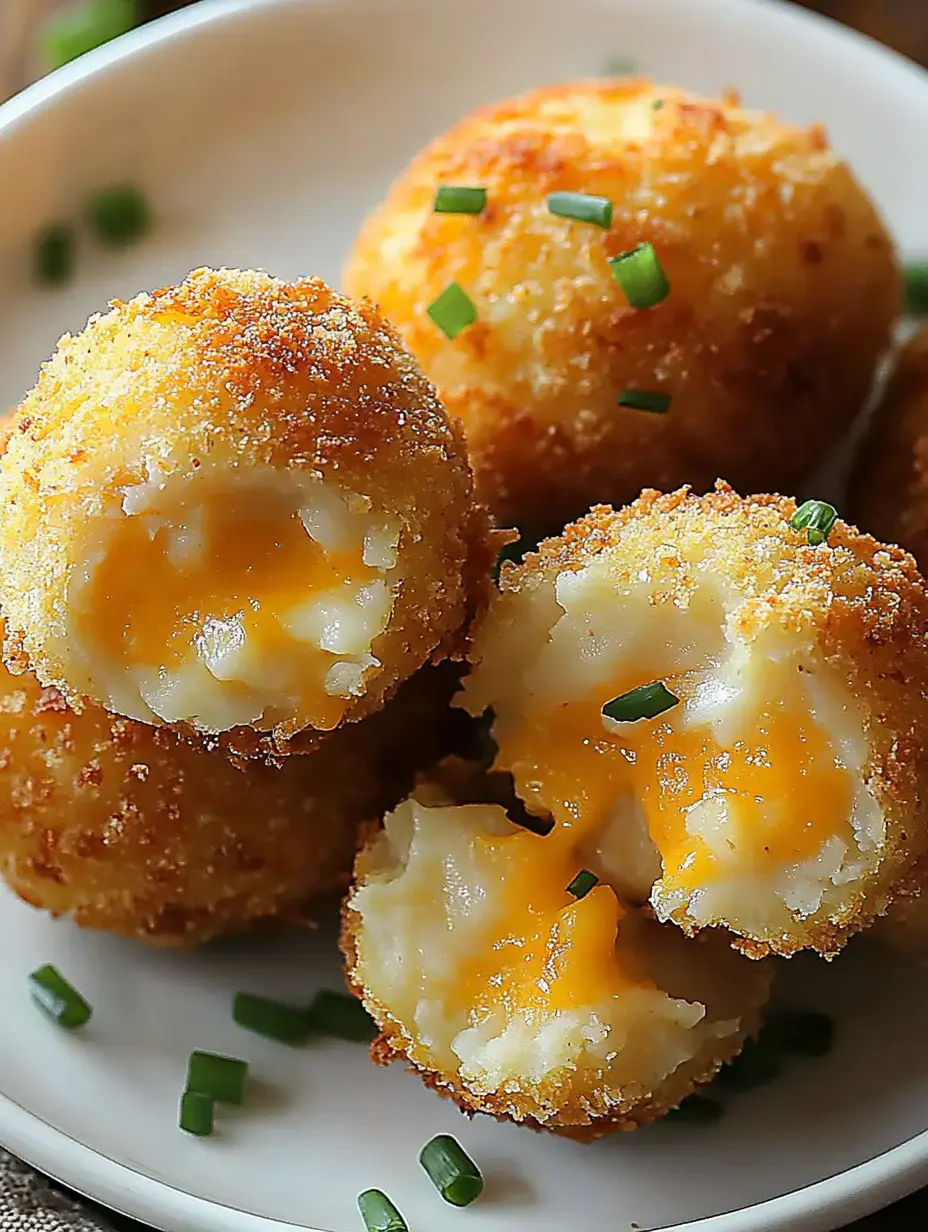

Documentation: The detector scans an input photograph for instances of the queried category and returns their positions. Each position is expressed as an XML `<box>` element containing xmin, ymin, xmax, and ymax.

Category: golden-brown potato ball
<box><xmin>345</xmin><ymin>79</ymin><xmax>900</xmax><ymax>537</ymax></box>
<box><xmin>343</xmin><ymin>793</ymin><xmax>771</xmax><ymax>1138</ymax></box>
<box><xmin>0</xmin><ymin>634</ymin><xmax>461</xmax><ymax>946</ymax></box>
<box><xmin>850</xmin><ymin>324</ymin><xmax>928</xmax><ymax>568</ymax></box>
<box><xmin>460</xmin><ymin>483</ymin><xmax>928</xmax><ymax>959</ymax></box>
<box><xmin>0</xmin><ymin>268</ymin><xmax>492</xmax><ymax>759</ymax></box>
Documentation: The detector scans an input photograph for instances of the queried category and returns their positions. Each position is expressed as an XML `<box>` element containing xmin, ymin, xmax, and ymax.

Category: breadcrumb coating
<box><xmin>345</xmin><ymin>79</ymin><xmax>899</xmax><ymax>535</ymax></box>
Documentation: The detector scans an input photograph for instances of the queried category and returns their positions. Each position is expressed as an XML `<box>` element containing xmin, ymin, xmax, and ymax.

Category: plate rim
<box><xmin>1</xmin><ymin>0</ymin><xmax>927</xmax><ymax>1228</ymax></box>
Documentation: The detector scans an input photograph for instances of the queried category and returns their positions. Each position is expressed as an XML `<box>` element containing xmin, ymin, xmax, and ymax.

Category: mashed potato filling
<box><xmin>67</xmin><ymin>465</ymin><xmax>400</xmax><ymax>733</ymax></box>
<box><xmin>464</xmin><ymin>553</ymin><xmax>885</xmax><ymax>943</ymax></box>
<box><xmin>351</xmin><ymin>798</ymin><xmax>762</xmax><ymax>1123</ymax></box>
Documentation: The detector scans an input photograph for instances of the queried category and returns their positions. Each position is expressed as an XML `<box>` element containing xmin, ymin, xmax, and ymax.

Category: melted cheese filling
<box><xmin>67</xmin><ymin>466</ymin><xmax>399</xmax><ymax>733</ymax></box>
<box><xmin>465</xmin><ymin>555</ymin><xmax>885</xmax><ymax>939</ymax></box>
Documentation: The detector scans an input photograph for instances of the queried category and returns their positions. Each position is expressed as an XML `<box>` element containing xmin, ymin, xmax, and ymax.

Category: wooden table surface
<box><xmin>1</xmin><ymin>1</ymin><xmax>926</xmax><ymax>1229</ymax></box>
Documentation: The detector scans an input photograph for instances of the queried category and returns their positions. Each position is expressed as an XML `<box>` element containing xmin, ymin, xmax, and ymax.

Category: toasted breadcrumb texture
<box><xmin>345</xmin><ymin>79</ymin><xmax>900</xmax><ymax>536</ymax></box>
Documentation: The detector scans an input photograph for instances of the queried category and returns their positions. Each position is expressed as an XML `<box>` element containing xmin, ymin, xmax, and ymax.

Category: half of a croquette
<box><xmin>851</xmin><ymin>323</ymin><xmax>928</xmax><ymax>569</ymax></box>
<box><xmin>345</xmin><ymin>79</ymin><xmax>899</xmax><ymax>537</ymax></box>
<box><xmin>0</xmin><ymin>268</ymin><xmax>492</xmax><ymax>757</ymax></box>
<box><xmin>343</xmin><ymin>794</ymin><xmax>771</xmax><ymax>1138</ymax></box>
<box><xmin>461</xmin><ymin>484</ymin><xmax>928</xmax><ymax>959</ymax></box>
<box><xmin>0</xmin><ymin>636</ymin><xmax>462</xmax><ymax>946</ymax></box>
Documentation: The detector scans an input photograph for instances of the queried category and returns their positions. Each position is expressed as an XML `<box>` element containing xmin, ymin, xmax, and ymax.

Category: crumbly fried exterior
<box><xmin>851</xmin><ymin>324</ymin><xmax>928</xmax><ymax>568</ymax></box>
<box><xmin>496</xmin><ymin>483</ymin><xmax>928</xmax><ymax>956</ymax></box>
<box><xmin>0</xmin><ymin>651</ymin><xmax>461</xmax><ymax>946</ymax></box>
<box><xmin>342</xmin><ymin>896</ymin><xmax>769</xmax><ymax>1139</ymax></box>
<box><xmin>0</xmin><ymin>268</ymin><xmax>492</xmax><ymax>754</ymax></box>
<box><xmin>345</xmin><ymin>79</ymin><xmax>900</xmax><ymax>536</ymax></box>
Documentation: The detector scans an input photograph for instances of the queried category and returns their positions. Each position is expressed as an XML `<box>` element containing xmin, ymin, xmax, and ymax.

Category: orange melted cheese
<box><xmin>78</xmin><ymin>490</ymin><xmax>380</xmax><ymax>731</ymax></box>
<box><xmin>496</xmin><ymin>671</ymin><xmax>855</xmax><ymax>903</ymax></box>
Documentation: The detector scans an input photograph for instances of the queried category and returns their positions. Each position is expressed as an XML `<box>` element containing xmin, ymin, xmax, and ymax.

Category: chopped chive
<box><xmin>905</xmin><ymin>263</ymin><xmax>928</xmax><ymax>317</ymax></box>
<box><xmin>305</xmin><ymin>991</ymin><xmax>377</xmax><ymax>1042</ymax></box>
<box><xmin>433</xmin><ymin>186</ymin><xmax>487</xmax><ymax>215</ymax></box>
<box><xmin>602</xmin><ymin>681</ymin><xmax>679</xmax><ymax>723</ymax></box>
<box><xmin>566</xmin><ymin>869</ymin><xmax>599</xmax><ymax>899</ymax></box>
<box><xmin>618</xmin><ymin>388</ymin><xmax>671</xmax><ymax>414</ymax></box>
<box><xmin>186</xmin><ymin>1051</ymin><xmax>248</xmax><ymax>1105</ymax></box>
<box><xmin>426</xmin><ymin>282</ymin><xmax>477</xmax><ymax>340</ymax></box>
<box><xmin>789</xmin><ymin>499</ymin><xmax>838</xmax><ymax>547</ymax></box>
<box><xmin>652</xmin><ymin>99</ymin><xmax>665</xmax><ymax>111</ymax></box>
<box><xmin>665</xmin><ymin>1094</ymin><xmax>723</xmax><ymax>1124</ymax></box>
<box><xmin>357</xmin><ymin>1189</ymin><xmax>407</xmax><ymax>1232</ymax></box>
<box><xmin>604</xmin><ymin>56</ymin><xmax>637</xmax><ymax>75</ymax></box>
<box><xmin>179</xmin><ymin>1090</ymin><xmax>214</xmax><ymax>1137</ymax></box>
<box><xmin>768</xmin><ymin>1011</ymin><xmax>834</xmax><ymax>1058</ymax></box>
<box><xmin>505</xmin><ymin>796</ymin><xmax>555</xmax><ymax>836</ymax></box>
<box><xmin>29</xmin><ymin>965</ymin><xmax>92</xmax><ymax>1030</ymax></box>
<box><xmin>233</xmin><ymin>992</ymin><xmax>310</xmax><ymax>1046</ymax></box>
<box><xmin>717</xmin><ymin>1032</ymin><xmax>783</xmax><ymax>1092</ymax></box>
<box><xmin>86</xmin><ymin>185</ymin><xmax>149</xmax><ymax>247</ymax></box>
<box><xmin>39</xmin><ymin>0</ymin><xmax>138</xmax><ymax>71</ymax></box>
<box><xmin>609</xmin><ymin>241</ymin><xmax>670</xmax><ymax>308</ymax></box>
<box><xmin>547</xmin><ymin>192</ymin><xmax>613</xmax><ymax>229</ymax></box>
<box><xmin>419</xmin><ymin>1135</ymin><xmax>484</xmax><ymax>1207</ymax></box>
<box><xmin>33</xmin><ymin>224</ymin><xmax>74</xmax><ymax>286</ymax></box>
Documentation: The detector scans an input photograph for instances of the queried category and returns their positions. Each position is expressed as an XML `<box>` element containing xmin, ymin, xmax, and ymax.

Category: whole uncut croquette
<box><xmin>461</xmin><ymin>483</ymin><xmax>928</xmax><ymax>959</ymax></box>
<box><xmin>345</xmin><ymin>79</ymin><xmax>900</xmax><ymax>536</ymax></box>
<box><xmin>0</xmin><ymin>268</ymin><xmax>493</xmax><ymax>758</ymax></box>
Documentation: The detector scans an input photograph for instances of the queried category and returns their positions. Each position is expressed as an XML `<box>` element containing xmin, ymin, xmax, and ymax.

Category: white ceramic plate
<box><xmin>1</xmin><ymin>1</ymin><xmax>928</xmax><ymax>1229</ymax></box>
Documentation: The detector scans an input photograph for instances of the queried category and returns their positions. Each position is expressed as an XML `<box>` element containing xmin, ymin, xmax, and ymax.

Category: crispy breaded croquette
<box><xmin>461</xmin><ymin>483</ymin><xmax>928</xmax><ymax>959</ymax></box>
<box><xmin>0</xmin><ymin>268</ymin><xmax>492</xmax><ymax>757</ymax></box>
<box><xmin>0</xmin><ymin>631</ymin><xmax>460</xmax><ymax>946</ymax></box>
<box><xmin>876</xmin><ymin>879</ymin><xmax>928</xmax><ymax>957</ymax></box>
<box><xmin>850</xmin><ymin>323</ymin><xmax>928</xmax><ymax>567</ymax></box>
<box><xmin>343</xmin><ymin>795</ymin><xmax>771</xmax><ymax>1138</ymax></box>
<box><xmin>345</xmin><ymin>79</ymin><xmax>900</xmax><ymax>536</ymax></box>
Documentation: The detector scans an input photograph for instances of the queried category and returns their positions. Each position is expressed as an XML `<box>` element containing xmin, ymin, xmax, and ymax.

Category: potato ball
<box><xmin>0</xmin><ymin>629</ymin><xmax>460</xmax><ymax>946</ymax></box>
<box><xmin>345</xmin><ymin>79</ymin><xmax>900</xmax><ymax>536</ymax></box>
<box><xmin>850</xmin><ymin>324</ymin><xmax>928</xmax><ymax>568</ymax></box>
<box><xmin>0</xmin><ymin>268</ymin><xmax>491</xmax><ymax>757</ymax></box>
<box><xmin>343</xmin><ymin>794</ymin><xmax>771</xmax><ymax>1138</ymax></box>
<box><xmin>461</xmin><ymin>484</ymin><xmax>928</xmax><ymax>959</ymax></box>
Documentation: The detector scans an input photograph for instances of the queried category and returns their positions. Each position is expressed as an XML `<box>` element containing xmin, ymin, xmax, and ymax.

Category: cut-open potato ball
<box><xmin>461</xmin><ymin>484</ymin><xmax>928</xmax><ymax>958</ymax></box>
<box><xmin>345</xmin><ymin>79</ymin><xmax>899</xmax><ymax>536</ymax></box>
<box><xmin>344</xmin><ymin>795</ymin><xmax>771</xmax><ymax>1137</ymax></box>
<box><xmin>0</xmin><ymin>268</ymin><xmax>490</xmax><ymax>756</ymax></box>
<box><xmin>851</xmin><ymin>323</ymin><xmax>928</xmax><ymax>568</ymax></box>
<box><xmin>0</xmin><ymin>626</ymin><xmax>459</xmax><ymax>946</ymax></box>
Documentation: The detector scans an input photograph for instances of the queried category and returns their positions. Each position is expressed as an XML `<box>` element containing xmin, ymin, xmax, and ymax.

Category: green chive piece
<box><xmin>604</xmin><ymin>56</ymin><xmax>637</xmax><ymax>76</ymax></box>
<box><xmin>357</xmin><ymin>1189</ymin><xmax>407</xmax><ymax>1232</ymax></box>
<box><xmin>179</xmin><ymin>1089</ymin><xmax>214</xmax><ymax>1137</ymax></box>
<box><xmin>566</xmin><ymin>869</ymin><xmax>599</xmax><ymax>899</ymax></box>
<box><xmin>652</xmin><ymin>99</ymin><xmax>665</xmax><ymax>111</ymax></box>
<box><xmin>86</xmin><ymin>185</ymin><xmax>149</xmax><ymax>247</ymax></box>
<box><xmin>547</xmin><ymin>192</ymin><xmax>613</xmax><ymax>229</ymax></box>
<box><xmin>305</xmin><ymin>991</ymin><xmax>377</xmax><ymax>1042</ymax></box>
<box><xmin>768</xmin><ymin>1011</ymin><xmax>834</xmax><ymax>1058</ymax></box>
<box><xmin>905</xmin><ymin>263</ymin><xmax>928</xmax><ymax>317</ymax></box>
<box><xmin>789</xmin><ymin>499</ymin><xmax>838</xmax><ymax>547</ymax></box>
<box><xmin>233</xmin><ymin>992</ymin><xmax>310</xmax><ymax>1046</ymax></box>
<box><xmin>426</xmin><ymin>282</ymin><xmax>477</xmax><ymax>340</ymax></box>
<box><xmin>186</xmin><ymin>1051</ymin><xmax>248</xmax><ymax>1105</ymax></box>
<box><xmin>609</xmin><ymin>241</ymin><xmax>670</xmax><ymax>308</ymax></box>
<box><xmin>33</xmin><ymin>224</ymin><xmax>74</xmax><ymax>286</ymax></box>
<box><xmin>665</xmin><ymin>1094</ymin><xmax>724</xmax><ymax>1124</ymax></box>
<box><xmin>39</xmin><ymin>0</ymin><xmax>138</xmax><ymax>70</ymax></box>
<box><xmin>419</xmin><ymin>1135</ymin><xmax>484</xmax><ymax>1208</ymax></box>
<box><xmin>618</xmin><ymin>388</ymin><xmax>671</xmax><ymax>414</ymax></box>
<box><xmin>29</xmin><ymin>964</ymin><xmax>92</xmax><ymax>1030</ymax></box>
<box><xmin>602</xmin><ymin>681</ymin><xmax>679</xmax><ymax>723</ymax></box>
<box><xmin>717</xmin><ymin>1032</ymin><xmax>783</xmax><ymax>1092</ymax></box>
<box><xmin>433</xmin><ymin>186</ymin><xmax>487</xmax><ymax>215</ymax></box>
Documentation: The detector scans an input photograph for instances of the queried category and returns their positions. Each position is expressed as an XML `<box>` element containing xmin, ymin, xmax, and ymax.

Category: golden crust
<box><xmin>345</xmin><ymin>79</ymin><xmax>900</xmax><ymax>536</ymax></box>
<box><xmin>0</xmin><ymin>654</ymin><xmax>463</xmax><ymax>947</ymax></box>
<box><xmin>850</xmin><ymin>324</ymin><xmax>928</xmax><ymax>569</ymax></box>
<box><xmin>0</xmin><ymin>268</ymin><xmax>492</xmax><ymax>755</ymax></box>
<box><xmin>501</xmin><ymin>481</ymin><xmax>928</xmax><ymax>956</ymax></box>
